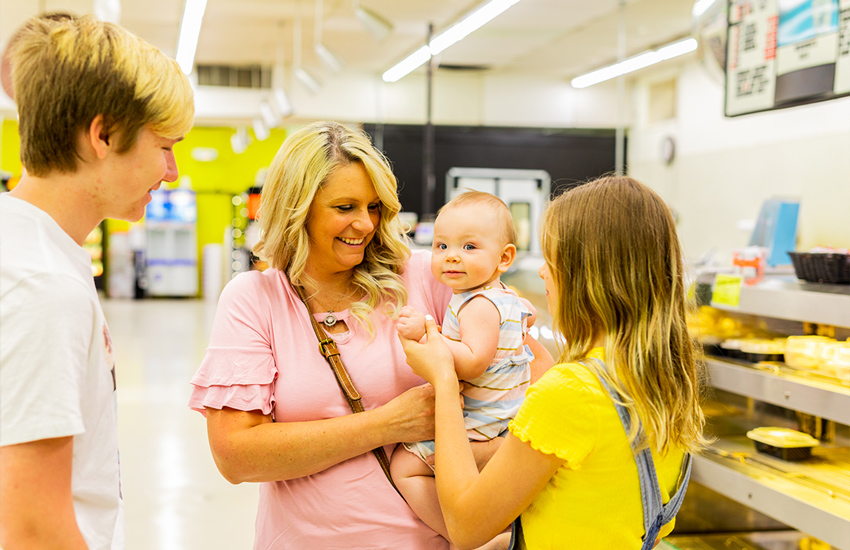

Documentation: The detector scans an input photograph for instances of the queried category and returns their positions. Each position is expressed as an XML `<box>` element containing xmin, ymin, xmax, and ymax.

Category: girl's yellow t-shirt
<box><xmin>507</xmin><ymin>348</ymin><xmax>687</xmax><ymax>549</ymax></box>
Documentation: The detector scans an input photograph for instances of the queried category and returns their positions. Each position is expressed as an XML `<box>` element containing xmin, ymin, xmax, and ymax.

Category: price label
<box><xmin>712</xmin><ymin>274</ymin><xmax>743</xmax><ymax>307</ymax></box>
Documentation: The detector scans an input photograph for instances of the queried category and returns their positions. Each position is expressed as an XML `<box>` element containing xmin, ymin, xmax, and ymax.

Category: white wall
<box><xmin>186</xmin><ymin>68</ymin><xmax>628</xmax><ymax>129</ymax></box>
<box><xmin>629</xmin><ymin>59</ymin><xmax>850</xmax><ymax>264</ymax></box>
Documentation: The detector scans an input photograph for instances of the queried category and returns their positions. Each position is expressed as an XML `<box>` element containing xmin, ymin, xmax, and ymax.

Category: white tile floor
<box><xmin>103</xmin><ymin>298</ymin><xmax>258</xmax><ymax>550</ymax></box>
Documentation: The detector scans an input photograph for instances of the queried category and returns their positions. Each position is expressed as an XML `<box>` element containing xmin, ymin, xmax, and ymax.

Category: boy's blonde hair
<box><xmin>254</xmin><ymin>121</ymin><xmax>410</xmax><ymax>333</ymax></box>
<box><xmin>11</xmin><ymin>15</ymin><xmax>194</xmax><ymax>176</ymax></box>
<box><xmin>439</xmin><ymin>190</ymin><xmax>517</xmax><ymax>246</ymax></box>
<box><xmin>541</xmin><ymin>175</ymin><xmax>707</xmax><ymax>454</ymax></box>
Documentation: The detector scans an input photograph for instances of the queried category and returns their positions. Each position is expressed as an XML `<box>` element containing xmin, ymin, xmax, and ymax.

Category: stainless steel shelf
<box><xmin>709</xmin><ymin>277</ymin><xmax>850</xmax><ymax>328</ymax></box>
<box><xmin>706</xmin><ymin>358</ymin><xmax>850</xmax><ymax>425</ymax></box>
<box><xmin>691</xmin><ymin>438</ymin><xmax>850</xmax><ymax>550</ymax></box>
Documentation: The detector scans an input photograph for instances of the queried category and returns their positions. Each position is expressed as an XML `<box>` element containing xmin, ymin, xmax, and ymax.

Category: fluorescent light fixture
<box><xmin>570</xmin><ymin>37</ymin><xmax>698</xmax><ymax>89</ymax></box>
<box><xmin>692</xmin><ymin>0</ymin><xmax>718</xmax><ymax>18</ymax></box>
<box><xmin>354</xmin><ymin>3</ymin><xmax>393</xmax><ymax>42</ymax></box>
<box><xmin>175</xmin><ymin>0</ymin><xmax>208</xmax><ymax>75</ymax></box>
<box><xmin>429</xmin><ymin>0</ymin><xmax>520</xmax><ymax>55</ymax></box>
<box><xmin>382</xmin><ymin>0</ymin><xmax>521</xmax><ymax>83</ymax></box>
<box><xmin>382</xmin><ymin>46</ymin><xmax>431</xmax><ymax>83</ymax></box>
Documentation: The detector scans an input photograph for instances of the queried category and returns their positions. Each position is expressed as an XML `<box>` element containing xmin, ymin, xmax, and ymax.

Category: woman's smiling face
<box><xmin>305</xmin><ymin>162</ymin><xmax>381</xmax><ymax>277</ymax></box>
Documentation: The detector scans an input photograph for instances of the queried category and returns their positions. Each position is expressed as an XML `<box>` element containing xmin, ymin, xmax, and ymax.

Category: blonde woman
<box><xmin>400</xmin><ymin>176</ymin><xmax>707</xmax><ymax>550</ymax></box>
<box><xmin>189</xmin><ymin>121</ymin><xmax>553</xmax><ymax>549</ymax></box>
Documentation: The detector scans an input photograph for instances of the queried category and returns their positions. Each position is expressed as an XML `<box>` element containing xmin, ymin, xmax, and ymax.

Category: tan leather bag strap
<box><xmin>294</xmin><ymin>285</ymin><xmax>399</xmax><ymax>494</ymax></box>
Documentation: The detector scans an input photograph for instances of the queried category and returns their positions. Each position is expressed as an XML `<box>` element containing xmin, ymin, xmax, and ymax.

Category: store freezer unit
<box><xmin>144</xmin><ymin>188</ymin><xmax>199</xmax><ymax>297</ymax></box>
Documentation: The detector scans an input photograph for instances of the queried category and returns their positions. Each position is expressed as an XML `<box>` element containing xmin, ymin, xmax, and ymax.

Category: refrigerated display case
<box><xmin>688</xmin><ymin>275</ymin><xmax>850</xmax><ymax>550</ymax></box>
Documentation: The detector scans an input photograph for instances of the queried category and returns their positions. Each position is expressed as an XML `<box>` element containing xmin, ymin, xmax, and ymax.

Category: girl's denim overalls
<box><xmin>507</xmin><ymin>358</ymin><xmax>692</xmax><ymax>550</ymax></box>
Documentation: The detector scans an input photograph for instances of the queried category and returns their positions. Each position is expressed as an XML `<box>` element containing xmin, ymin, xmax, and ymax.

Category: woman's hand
<box><xmin>399</xmin><ymin>315</ymin><xmax>458</xmax><ymax>390</ymax></box>
<box><xmin>379</xmin><ymin>383</ymin><xmax>437</xmax><ymax>443</ymax></box>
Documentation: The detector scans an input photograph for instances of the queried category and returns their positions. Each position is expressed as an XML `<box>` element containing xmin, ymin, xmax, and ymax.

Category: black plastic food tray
<box><xmin>753</xmin><ymin>440</ymin><xmax>813</xmax><ymax>461</ymax></box>
<box><xmin>788</xmin><ymin>252</ymin><xmax>850</xmax><ymax>284</ymax></box>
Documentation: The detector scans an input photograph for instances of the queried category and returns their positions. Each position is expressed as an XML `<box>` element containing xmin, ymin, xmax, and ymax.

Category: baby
<box><xmin>392</xmin><ymin>190</ymin><xmax>535</xmax><ymax>542</ymax></box>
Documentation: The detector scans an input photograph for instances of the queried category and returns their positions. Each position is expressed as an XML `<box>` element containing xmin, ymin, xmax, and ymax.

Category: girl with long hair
<box><xmin>399</xmin><ymin>175</ymin><xmax>707</xmax><ymax>549</ymax></box>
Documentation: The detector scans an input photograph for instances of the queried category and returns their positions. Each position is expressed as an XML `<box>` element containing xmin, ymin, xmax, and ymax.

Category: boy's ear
<box><xmin>85</xmin><ymin>114</ymin><xmax>111</xmax><ymax>159</ymax></box>
<box><xmin>497</xmin><ymin>244</ymin><xmax>517</xmax><ymax>274</ymax></box>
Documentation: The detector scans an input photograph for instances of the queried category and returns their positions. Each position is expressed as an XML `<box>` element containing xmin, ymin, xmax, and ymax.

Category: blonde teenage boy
<box><xmin>0</xmin><ymin>15</ymin><xmax>193</xmax><ymax>549</ymax></box>
<box><xmin>392</xmin><ymin>191</ymin><xmax>536</xmax><ymax>544</ymax></box>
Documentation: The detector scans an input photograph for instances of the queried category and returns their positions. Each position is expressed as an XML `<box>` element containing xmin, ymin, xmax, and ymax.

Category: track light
<box><xmin>315</xmin><ymin>43</ymin><xmax>345</xmax><ymax>73</ymax></box>
<box><xmin>253</xmin><ymin>118</ymin><xmax>270</xmax><ymax>141</ymax></box>
<box><xmin>270</xmin><ymin>88</ymin><xmax>293</xmax><ymax>118</ymax></box>
<box><xmin>314</xmin><ymin>0</ymin><xmax>345</xmax><ymax>73</ymax></box>
<box><xmin>295</xmin><ymin>67</ymin><xmax>322</xmax><ymax>94</ymax></box>
<box><xmin>231</xmin><ymin>126</ymin><xmax>249</xmax><ymax>154</ymax></box>
<box><xmin>294</xmin><ymin>0</ymin><xmax>322</xmax><ymax>93</ymax></box>
<box><xmin>354</xmin><ymin>2</ymin><xmax>393</xmax><ymax>42</ymax></box>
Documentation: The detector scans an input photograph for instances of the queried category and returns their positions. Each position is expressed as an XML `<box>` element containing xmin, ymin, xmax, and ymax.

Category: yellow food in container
<box><xmin>819</xmin><ymin>341</ymin><xmax>850</xmax><ymax>381</ymax></box>
<box><xmin>746</xmin><ymin>427</ymin><xmax>819</xmax><ymax>461</ymax></box>
<box><xmin>784</xmin><ymin>335</ymin><xmax>835</xmax><ymax>369</ymax></box>
<box><xmin>738</xmin><ymin>338</ymin><xmax>785</xmax><ymax>362</ymax></box>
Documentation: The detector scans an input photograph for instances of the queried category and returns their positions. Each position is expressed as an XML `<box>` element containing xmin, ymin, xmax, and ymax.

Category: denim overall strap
<box><xmin>585</xmin><ymin>358</ymin><xmax>692</xmax><ymax>550</ymax></box>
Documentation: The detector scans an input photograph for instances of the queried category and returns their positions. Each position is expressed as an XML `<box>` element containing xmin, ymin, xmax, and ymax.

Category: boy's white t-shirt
<box><xmin>0</xmin><ymin>194</ymin><xmax>124</xmax><ymax>549</ymax></box>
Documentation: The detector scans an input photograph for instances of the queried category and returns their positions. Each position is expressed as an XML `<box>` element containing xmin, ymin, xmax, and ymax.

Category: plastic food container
<box><xmin>738</xmin><ymin>339</ymin><xmax>785</xmax><ymax>363</ymax></box>
<box><xmin>784</xmin><ymin>336</ymin><xmax>835</xmax><ymax>369</ymax></box>
<box><xmin>719</xmin><ymin>339</ymin><xmax>745</xmax><ymax>359</ymax></box>
<box><xmin>820</xmin><ymin>341</ymin><xmax>850</xmax><ymax>381</ymax></box>
<box><xmin>746</xmin><ymin>427</ymin><xmax>819</xmax><ymax>461</ymax></box>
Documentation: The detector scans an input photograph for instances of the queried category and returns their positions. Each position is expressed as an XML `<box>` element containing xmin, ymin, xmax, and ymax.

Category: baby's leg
<box><xmin>390</xmin><ymin>446</ymin><xmax>449</xmax><ymax>540</ymax></box>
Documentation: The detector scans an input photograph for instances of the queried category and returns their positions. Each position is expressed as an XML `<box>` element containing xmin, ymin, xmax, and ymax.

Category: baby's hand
<box><xmin>397</xmin><ymin>306</ymin><xmax>427</xmax><ymax>341</ymax></box>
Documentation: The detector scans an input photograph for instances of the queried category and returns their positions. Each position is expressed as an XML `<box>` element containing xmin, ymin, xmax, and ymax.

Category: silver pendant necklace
<box><xmin>323</xmin><ymin>311</ymin><xmax>338</xmax><ymax>327</ymax></box>
<box><xmin>318</xmin><ymin>284</ymin><xmax>355</xmax><ymax>327</ymax></box>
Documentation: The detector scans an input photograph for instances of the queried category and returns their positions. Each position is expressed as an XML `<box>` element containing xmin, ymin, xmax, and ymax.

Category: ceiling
<box><xmin>1</xmin><ymin>0</ymin><xmax>698</xmax><ymax>85</ymax></box>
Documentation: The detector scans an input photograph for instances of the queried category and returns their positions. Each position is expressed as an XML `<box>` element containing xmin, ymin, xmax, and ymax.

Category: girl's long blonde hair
<box><xmin>541</xmin><ymin>176</ymin><xmax>707</xmax><ymax>454</ymax></box>
<box><xmin>254</xmin><ymin>121</ymin><xmax>410</xmax><ymax>333</ymax></box>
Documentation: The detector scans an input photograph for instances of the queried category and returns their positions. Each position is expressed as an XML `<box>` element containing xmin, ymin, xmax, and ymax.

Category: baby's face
<box><xmin>430</xmin><ymin>204</ymin><xmax>510</xmax><ymax>293</ymax></box>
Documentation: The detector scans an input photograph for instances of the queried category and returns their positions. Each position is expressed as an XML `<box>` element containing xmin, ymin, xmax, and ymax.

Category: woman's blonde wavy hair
<box><xmin>540</xmin><ymin>175</ymin><xmax>708</xmax><ymax>454</ymax></box>
<box><xmin>254</xmin><ymin>121</ymin><xmax>410</xmax><ymax>334</ymax></box>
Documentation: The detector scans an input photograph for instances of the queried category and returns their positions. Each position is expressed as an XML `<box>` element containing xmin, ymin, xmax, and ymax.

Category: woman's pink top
<box><xmin>189</xmin><ymin>250</ymin><xmax>451</xmax><ymax>550</ymax></box>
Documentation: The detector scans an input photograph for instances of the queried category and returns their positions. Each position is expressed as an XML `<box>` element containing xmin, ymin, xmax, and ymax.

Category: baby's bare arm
<box><xmin>449</xmin><ymin>297</ymin><xmax>501</xmax><ymax>380</ymax></box>
<box><xmin>397</xmin><ymin>306</ymin><xmax>427</xmax><ymax>341</ymax></box>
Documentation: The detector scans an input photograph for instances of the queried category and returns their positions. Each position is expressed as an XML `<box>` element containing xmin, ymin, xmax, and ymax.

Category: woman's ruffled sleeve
<box><xmin>188</xmin><ymin>273</ymin><xmax>279</xmax><ymax>417</ymax></box>
<box><xmin>508</xmin><ymin>365</ymin><xmax>601</xmax><ymax>470</ymax></box>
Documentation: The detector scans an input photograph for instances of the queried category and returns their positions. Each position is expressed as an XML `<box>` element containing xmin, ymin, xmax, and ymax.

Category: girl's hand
<box><xmin>399</xmin><ymin>315</ymin><xmax>457</xmax><ymax>389</ymax></box>
<box><xmin>396</xmin><ymin>305</ymin><xmax>427</xmax><ymax>341</ymax></box>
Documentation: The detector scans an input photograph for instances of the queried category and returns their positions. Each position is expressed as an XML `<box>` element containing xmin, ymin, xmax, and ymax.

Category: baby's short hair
<box><xmin>440</xmin><ymin>190</ymin><xmax>517</xmax><ymax>246</ymax></box>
